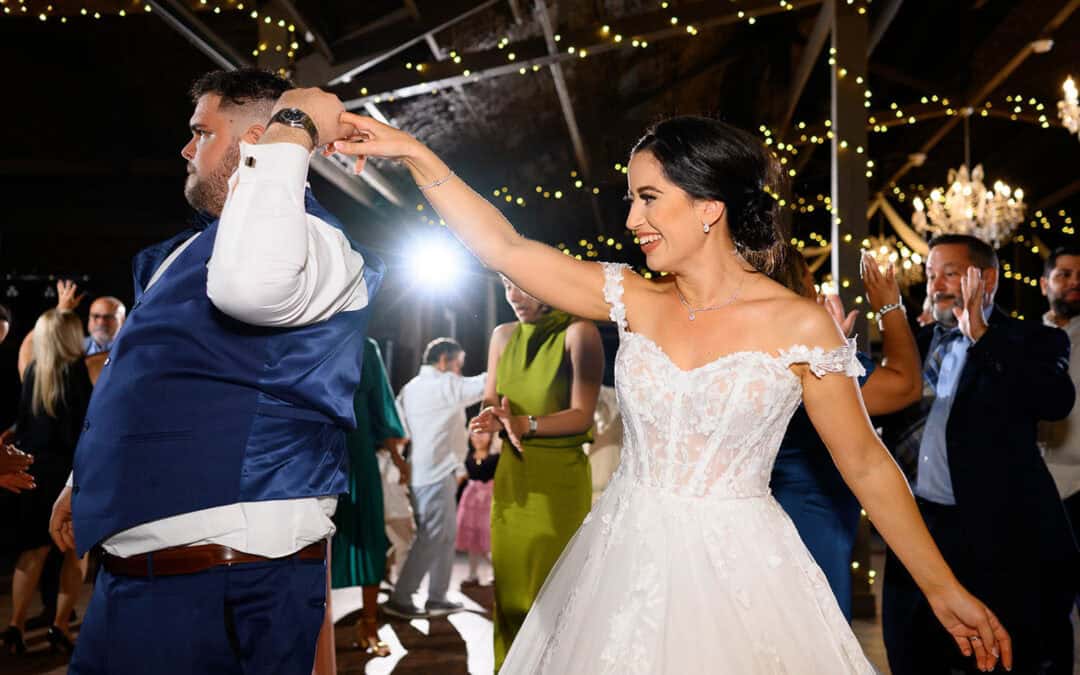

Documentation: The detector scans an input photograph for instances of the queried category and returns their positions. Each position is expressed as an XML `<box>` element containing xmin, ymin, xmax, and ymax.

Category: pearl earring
<box><xmin>703</xmin><ymin>222</ymin><xmax>711</xmax><ymax>234</ymax></box>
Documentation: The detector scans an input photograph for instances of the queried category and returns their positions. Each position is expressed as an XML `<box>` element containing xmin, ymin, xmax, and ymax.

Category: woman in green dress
<box><xmin>331</xmin><ymin>337</ymin><xmax>409</xmax><ymax>655</ymax></box>
<box><xmin>472</xmin><ymin>277</ymin><xmax>604</xmax><ymax>671</ymax></box>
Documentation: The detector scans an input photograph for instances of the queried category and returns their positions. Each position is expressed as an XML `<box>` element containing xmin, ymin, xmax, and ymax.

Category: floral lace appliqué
<box><xmin>778</xmin><ymin>338</ymin><xmax>866</xmax><ymax>378</ymax></box>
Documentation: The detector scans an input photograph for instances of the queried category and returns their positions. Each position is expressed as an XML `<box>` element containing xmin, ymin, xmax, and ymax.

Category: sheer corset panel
<box><xmin>599</xmin><ymin>262</ymin><xmax>866</xmax><ymax>499</ymax></box>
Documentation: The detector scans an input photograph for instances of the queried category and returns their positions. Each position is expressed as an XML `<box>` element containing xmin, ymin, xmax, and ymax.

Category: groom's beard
<box><xmin>184</xmin><ymin>143</ymin><xmax>240</xmax><ymax>218</ymax></box>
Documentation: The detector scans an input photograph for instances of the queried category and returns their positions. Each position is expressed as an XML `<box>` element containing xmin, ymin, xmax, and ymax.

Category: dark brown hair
<box><xmin>632</xmin><ymin>116</ymin><xmax>785</xmax><ymax>272</ymax></box>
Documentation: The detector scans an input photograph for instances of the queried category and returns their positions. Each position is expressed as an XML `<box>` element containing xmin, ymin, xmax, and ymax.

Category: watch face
<box><xmin>279</xmin><ymin>108</ymin><xmax>305</xmax><ymax>124</ymax></box>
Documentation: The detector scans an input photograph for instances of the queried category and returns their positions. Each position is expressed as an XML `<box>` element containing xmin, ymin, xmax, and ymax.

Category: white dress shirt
<box><xmin>1040</xmin><ymin>312</ymin><xmax>1080</xmax><ymax>500</ymax></box>
<box><xmin>396</xmin><ymin>366</ymin><xmax>487</xmax><ymax>487</ymax></box>
<box><xmin>98</xmin><ymin>142</ymin><xmax>368</xmax><ymax>557</ymax></box>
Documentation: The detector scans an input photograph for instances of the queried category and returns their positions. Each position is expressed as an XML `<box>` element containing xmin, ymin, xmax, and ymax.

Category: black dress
<box><xmin>8</xmin><ymin>359</ymin><xmax>92</xmax><ymax>553</ymax></box>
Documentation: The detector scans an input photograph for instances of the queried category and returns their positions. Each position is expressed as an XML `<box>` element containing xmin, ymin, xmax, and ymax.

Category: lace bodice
<box><xmin>601</xmin><ymin>262</ymin><xmax>864</xmax><ymax>499</ymax></box>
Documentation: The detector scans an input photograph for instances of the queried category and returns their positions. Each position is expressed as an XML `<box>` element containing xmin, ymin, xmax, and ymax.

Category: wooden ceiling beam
<box><xmin>778</xmin><ymin>0</ymin><xmax>832</xmax><ymax>138</ymax></box>
<box><xmin>328</xmin><ymin>0</ymin><xmax>503</xmax><ymax>84</ymax></box>
<box><xmin>338</xmin><ymin>0</ymin><xmax>824</xmax><ymax>108</ymax></box>
<box><xmin>879</xmin><ymin>0</ymin><xmax>1079</xmax><ymax>192</ymax></box>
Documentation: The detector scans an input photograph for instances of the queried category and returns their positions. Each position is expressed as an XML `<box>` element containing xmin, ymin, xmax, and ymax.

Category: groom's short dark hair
<box><xmin>189</xmin><ymin>68</ymin><xmax>292</xmax><ymax>108</ymax></box>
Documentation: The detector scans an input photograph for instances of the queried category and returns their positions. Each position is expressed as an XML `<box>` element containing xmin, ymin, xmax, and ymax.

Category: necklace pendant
<box><xmin>688</xmin><ymin>312</ymin><xmax>696</xmax><ymax>321</ymax></box>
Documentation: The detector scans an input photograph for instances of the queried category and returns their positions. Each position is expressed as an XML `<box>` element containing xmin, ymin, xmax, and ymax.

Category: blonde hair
<box><xmin>31</xmin><ymin>309</ymin><xmax>85</xmax><ymax>417</ymax></box>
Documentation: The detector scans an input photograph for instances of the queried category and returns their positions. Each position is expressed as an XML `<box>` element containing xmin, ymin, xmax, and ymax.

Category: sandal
<box><xmin>354</xmin><ymin>617</ymin><xmax>391</xmax><ymax>657</ymax></box>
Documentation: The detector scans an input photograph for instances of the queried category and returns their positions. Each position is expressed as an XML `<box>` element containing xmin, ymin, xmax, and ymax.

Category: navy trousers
<box><xmin>69</xmin><ymin>556</ymin><xmax>326</xmax><ymax>675</ymax></box>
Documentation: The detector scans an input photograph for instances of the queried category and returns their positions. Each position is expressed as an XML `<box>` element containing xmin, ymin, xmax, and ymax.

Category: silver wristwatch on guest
<box><xmin>268</xmin><ymin>108</ymin><xmax>319</xmax><ymax>148</ymax></box>
<box><xmin>876</xmin><ymin>301</ymin><xmax>904</xmax><ymax>331</ymax></box>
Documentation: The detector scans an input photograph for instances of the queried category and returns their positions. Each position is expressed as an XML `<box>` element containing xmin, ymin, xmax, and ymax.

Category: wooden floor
<box><xmin>0</xmin><ymin>551</ymin><xmax>902</xmax><ymax>674</ymax></box>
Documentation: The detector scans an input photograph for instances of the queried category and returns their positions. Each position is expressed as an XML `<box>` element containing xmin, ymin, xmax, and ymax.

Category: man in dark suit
<box><xmin>882</xmin><ymin>234</ymin><xmax>1079</xmax><ymax>675</ymax></box>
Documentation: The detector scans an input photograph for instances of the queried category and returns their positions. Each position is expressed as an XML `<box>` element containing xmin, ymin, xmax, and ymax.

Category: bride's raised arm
<box><xmin>335</xmin><ymin>112</ymin><xmax>628</xmax><ymax>322</ymax></box>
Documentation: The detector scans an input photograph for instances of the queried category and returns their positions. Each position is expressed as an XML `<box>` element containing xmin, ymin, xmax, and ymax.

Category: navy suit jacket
<box><xmin>886</xmin><ymin>308</ymin><xmax>1078</xmax><ymax>627</ymax></box>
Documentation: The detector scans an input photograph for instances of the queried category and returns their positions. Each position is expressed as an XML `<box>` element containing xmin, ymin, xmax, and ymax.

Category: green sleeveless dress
<box><xmin>492</xmin><ymin>311</ymin><xmax>593</xmax><ymax>670</ymax></box>
<box><xmin>331</xmin><ymin>338</ymin><xmax>405</xmax><ymax>588</ymax></box>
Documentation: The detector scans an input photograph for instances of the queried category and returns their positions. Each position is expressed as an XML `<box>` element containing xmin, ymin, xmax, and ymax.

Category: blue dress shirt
<box><xmin>915</xmin><ymin>309</ymin><xmax>993</xmax><ymax>505</ymax></box>
<box><xmin>83</xmin><ymin>335</ymin><xmax>113</xmax><ymax>356</ymax></box>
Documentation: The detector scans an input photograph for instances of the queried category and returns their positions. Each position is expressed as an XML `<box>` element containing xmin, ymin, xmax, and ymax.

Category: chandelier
<box><xmin>911</xmin><ymin>164</ymin><xmax>1025</xmax><ymax>249</ymax></box>
<box><xmin>863</xmin><ymin>236</ymin><xmax>924</xmax><ymax>290</ymax></box>
<box><xmin>1060</xmin><ymin>76</ymin><xmax>1079</xmax><ymax>139</ymax></box>
<box><xmin>910</xmin><ymin>113</ymin><xmax>1025</xmax><ymax>249</ymax></box>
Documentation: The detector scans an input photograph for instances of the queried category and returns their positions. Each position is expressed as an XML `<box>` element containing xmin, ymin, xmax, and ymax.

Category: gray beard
<box><xmin>932</xmin><ymin>303</ymin><xmax>959</xmax><ymax>328</ymax></box>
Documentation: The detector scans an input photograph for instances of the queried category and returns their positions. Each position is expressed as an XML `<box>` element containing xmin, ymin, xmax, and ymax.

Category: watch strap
<box><xmin>268</xmin><ymin>108</ymin><xmax>319</xmax><ymax>148</ymax></box>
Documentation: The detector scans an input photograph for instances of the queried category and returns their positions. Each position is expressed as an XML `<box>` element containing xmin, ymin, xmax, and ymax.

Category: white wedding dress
<box><xmin>500</xmin><ymin>263</ymin><xmax>877</xmax><ymax>674</ymax></box>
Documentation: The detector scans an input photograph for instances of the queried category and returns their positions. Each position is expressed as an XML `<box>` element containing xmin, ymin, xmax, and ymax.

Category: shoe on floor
<box><xmin>382</xmin><ymin>599</ymin><xmax>427</xmax><ymax>620</ymax></box>
<box><xmin>425</xmin><ymin>599</ymin><xmax>464</xmax><ymax>616</ymax></box>
<box><xmin>26</xmin><ymin>609</ymin><xmax>76</xmax><ymax>632</ymax></box>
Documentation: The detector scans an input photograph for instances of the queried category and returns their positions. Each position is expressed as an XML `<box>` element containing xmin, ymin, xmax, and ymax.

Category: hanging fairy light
<box><xmin>1059</xmin><ymin>76</ymin><xmax>1080</xmax><ymax>139</ymax></box>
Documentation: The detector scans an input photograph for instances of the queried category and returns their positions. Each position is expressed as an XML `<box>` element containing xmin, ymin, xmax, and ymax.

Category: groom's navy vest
<box><xmin>71</xmin><ymin>192</ymin><xmax>384</xmax><ymax>556</ymax></box>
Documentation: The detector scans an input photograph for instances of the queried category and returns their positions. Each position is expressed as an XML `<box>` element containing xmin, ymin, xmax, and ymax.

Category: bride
<box><xmin>333</xmin><ymin>113</ymin><xmax>1011</xmax><ymax>673</ymax></box>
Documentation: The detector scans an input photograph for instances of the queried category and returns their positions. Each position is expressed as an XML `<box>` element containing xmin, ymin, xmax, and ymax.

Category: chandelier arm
<box><xmin>963</xmin><ymin>114</ymin><xmax>971</xmax><ymax>169</ymax></box>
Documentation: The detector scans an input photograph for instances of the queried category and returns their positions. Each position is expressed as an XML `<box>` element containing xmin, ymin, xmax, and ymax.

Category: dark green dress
<box><xmin>331</xmin><ymin>338</ymin><xmax>406</xmax><ymax>588</ymax></box>
<box><xmin>491</xmin><ymin>311</ymin><xmax>593</xmax><ymax>670</ymax></box>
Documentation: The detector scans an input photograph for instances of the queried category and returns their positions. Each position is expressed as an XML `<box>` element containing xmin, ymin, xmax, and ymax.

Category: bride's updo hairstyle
<box><xmin>632</xmin><ymin>116</ymin><xmax>786</xmax><ymax>273</ymax></box>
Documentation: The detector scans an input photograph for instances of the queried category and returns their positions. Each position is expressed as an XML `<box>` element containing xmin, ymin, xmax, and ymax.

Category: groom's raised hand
<box><xmin>267</xmin><ymin>88</ymin><xmax>356</xmax><ymax>150</ymax></box>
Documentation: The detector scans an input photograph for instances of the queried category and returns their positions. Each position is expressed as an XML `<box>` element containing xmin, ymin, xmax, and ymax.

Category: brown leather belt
<box><xmin>102</xmin><ymin>540</ymin><xmax>326</xmax><ymax>577</ymax></box>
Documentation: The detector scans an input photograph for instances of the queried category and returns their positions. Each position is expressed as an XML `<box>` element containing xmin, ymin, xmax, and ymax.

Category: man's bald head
<box><xmin>88</xmin><ymin>296</ymin><xmax>126</xmax><ymax>347</ymax></box>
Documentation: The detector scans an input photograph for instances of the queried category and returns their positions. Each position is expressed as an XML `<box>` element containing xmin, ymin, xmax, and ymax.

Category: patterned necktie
<box><xmin>924</xmin><ymin>326</ymin><xmax>964</xmax><ymax>390</ymax></box>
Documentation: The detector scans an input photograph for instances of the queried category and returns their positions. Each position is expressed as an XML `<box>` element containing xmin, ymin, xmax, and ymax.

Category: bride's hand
<box><xmin>331</xmin><ymin>112</ymin><xmax>429</xmax><ymax>175</ymax></box>
<box><xmin>926</xmin><ymin>583</ymin><xmax>1012</xmax><ymax>672</ymax></box>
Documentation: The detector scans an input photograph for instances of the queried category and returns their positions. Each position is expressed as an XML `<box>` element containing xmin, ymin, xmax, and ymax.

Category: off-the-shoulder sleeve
<box><xmin>778</xmin><ymin>337</ymin><xmax>867</xmax><ymax>379</ymax></box>
<box><xmin>600</xmin><ymin>262</ymin><xmax>630</xmax><ymax>333</ymax></box>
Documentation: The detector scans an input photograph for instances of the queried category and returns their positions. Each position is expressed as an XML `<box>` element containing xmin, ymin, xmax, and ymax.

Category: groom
<box><xmin>49</xmin><ymin>70</ymin><xmax>383</xmax><ymax>674</ymax></box>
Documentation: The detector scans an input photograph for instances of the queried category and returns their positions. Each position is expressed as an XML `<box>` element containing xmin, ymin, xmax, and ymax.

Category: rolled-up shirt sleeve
<box><xmin>207</xmin><ymin>141</ymin><xmax>367</xmax><ymax>327</ymax></box>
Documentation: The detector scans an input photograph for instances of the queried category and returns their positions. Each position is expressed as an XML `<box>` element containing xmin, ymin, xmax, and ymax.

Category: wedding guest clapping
<box><xmin>882</xmin><ymin>234</ymin><xmax>1079</xmax><ymax>675</ymax></box>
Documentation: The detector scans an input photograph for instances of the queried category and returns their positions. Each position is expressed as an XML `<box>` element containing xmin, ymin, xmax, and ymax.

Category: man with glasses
<box><xmin>83</xmin><ymin>296</ymin><xmax>126</xmax><ymax>355</ymax></box>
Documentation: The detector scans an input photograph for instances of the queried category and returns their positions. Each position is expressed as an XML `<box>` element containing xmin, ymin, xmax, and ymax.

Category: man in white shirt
<box><xmin>1040</xmin><ymin>245</ymin><xmax>1080</xmax><ymax>671</ymax></box>
<box><xmin>385</xmin><ymin>338</ymin><xmax>486</xmax><ymax>618</ymax></box>
<box><xmin>49</xmin><ymin>70</ymin><xmax>379</xmax><ymax>674</ymax></box>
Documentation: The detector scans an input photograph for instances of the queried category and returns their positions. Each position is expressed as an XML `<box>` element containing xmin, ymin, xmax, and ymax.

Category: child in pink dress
<box><xmin>456</xmin><ymin>435</ymin><xmax>500</xmax><ymax>586</ymax></box>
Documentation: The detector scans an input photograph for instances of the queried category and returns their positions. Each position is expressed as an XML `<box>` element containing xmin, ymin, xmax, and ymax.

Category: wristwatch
<box><xmin>876</xmin><ymin>301</ymin><xmax>904</xmax><ymax>331</ymax></box>
<box><xmin>525</xmin><ymin>415</ymin><xmax>538</xmax><ymax>439</ymax></box>
<box><xmin>268</xmin><ymin>108</ymin><xmax>319</xmax><ymax>148</ymax></box>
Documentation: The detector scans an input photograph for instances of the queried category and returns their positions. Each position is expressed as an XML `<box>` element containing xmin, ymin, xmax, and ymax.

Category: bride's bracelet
<box><xmin>416</xmin><ymin>170</ymin><xmax>455</xmax><ymax>191</ymax></box>
<box><xmin>876</xmin><ymin>301</ymin><xmax>904</xmax><ymax>331</ymax></box>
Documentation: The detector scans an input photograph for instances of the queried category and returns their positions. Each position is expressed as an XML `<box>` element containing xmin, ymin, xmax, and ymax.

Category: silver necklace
<box><xmin>675</xmin><ymin>277</ymin><xmax>746</xmax><ymax>321</ymax></box>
